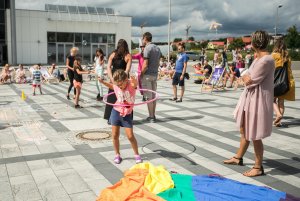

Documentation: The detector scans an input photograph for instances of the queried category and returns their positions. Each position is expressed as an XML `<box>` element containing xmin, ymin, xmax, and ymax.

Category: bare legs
<box><xmin>74</xmin><ymin>86</ymin><xmax>81</xmax><ymax>106</ymax></box>
<box><xmin>112</xmin><ymin>126</ymin><xmax>139</xmax><ymax>156</ymax></box>
<box><xmin>273</xmin><ymin>98</ymin><xmax>284</xmax><ymax>126</ymax></box>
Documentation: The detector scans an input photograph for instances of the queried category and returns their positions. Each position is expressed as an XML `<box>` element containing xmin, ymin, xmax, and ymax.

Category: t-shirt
<box><xmin>143</xmin><ymin>43</ymin><xmax>161</xmax><ymax>76</ymax></box>
<box><xmin>113</xmin><ymin>80</ymin><xmax>136</xmax><ymax>117</ymax></box>
<box><xmin>233</xmin><ymin>68</ymin><xmax>241</xmax><ymax>78</ymax></box>
<box><xmin>203</xmin><ymin>64</ymin><xmax>212</xmax><ymax>77</ymax></box>
<box><xmin>74</xmin><ymin>65</ymin><xmax>83</xmax><ymax>82</ymax></box>
<box><xmin>175</xmin><ymin>52</ymin><xmax>188</xmax><ymax>73</ymax></box>
<box><xmin>32</xmin><ymin>70</ymin><xmax>41</xmax><ymax>84</ymax></box>
<box><xmin>67</xmin><ymin>55</ymin><xmax>75</xmax><ymax>71</ymax></box>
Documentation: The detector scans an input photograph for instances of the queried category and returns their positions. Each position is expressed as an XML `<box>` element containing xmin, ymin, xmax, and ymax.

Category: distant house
<box><xmin>226</xmin><ymin>37</ymin><xmax>234</xmax><ymax>47</ymax></box>
<box><xmin>242</xmin><ymin>36</ymin><xmax>251</xmax><ymax>45</ymax></box>
<box><xmin>207</xmin><ymin>41</ymin><xmax>225</xmax><ymax>49</ymax></box>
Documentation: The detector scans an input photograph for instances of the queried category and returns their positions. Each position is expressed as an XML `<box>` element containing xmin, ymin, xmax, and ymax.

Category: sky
<box><xmin>16</xmin><ymin>0</ymin><xmax>300</xmax><ymax>42</ymax></box>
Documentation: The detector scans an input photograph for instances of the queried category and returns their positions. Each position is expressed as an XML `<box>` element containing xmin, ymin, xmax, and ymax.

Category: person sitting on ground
<box><xmin>16</xmin><ymin>64</ymin><xmax>27</xmax><ymax>84</ymax></box>
<box><xmin>48</xmin><ymin>63</ymin><xmax>61</xmax><ymax>81</ymax></box>
<box><xmin>0</xmin><ymin>64</ymin><xmax>12</xmax><ymax>84</ymax></box>
<box><xmin>193</xmin><ymin>63</ymin><xmax>202</xmax><ymax>74</ymax></box>
<box><xmin>223</xmin><ymin>63</ymin><xmax>241</xmax><ymax>88</ymax></box>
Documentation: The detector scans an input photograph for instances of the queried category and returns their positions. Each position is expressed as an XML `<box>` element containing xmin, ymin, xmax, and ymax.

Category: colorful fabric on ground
<box><xmin>96</xmin><ymin>168</ymin><xmax>165</xmax><ymax>201</ymax></box>
<box><xmin>158</xmin><ymin>174</ymin><xmax>195</xmax><ymax>201</ymax></box>
<box><xmin>158</xmin><ymin>174</ymin><xmax>287</xmax><ymax>201</ymax></box>
<box><xmin>192</xmin><ymin>175</ymin><xmax>286</xmax><ymax>201</ymax></box>
<box><xmin>130</xmin><ymin>162</ymin><xmax>174</xmax><ymax>194</ymax></box>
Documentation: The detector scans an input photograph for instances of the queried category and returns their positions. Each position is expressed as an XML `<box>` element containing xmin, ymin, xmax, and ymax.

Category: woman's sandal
<box><xmin>223</xmin><ymin>156</ymin><xmax>243</xmax><ymax>166</ymax></box>
<box><xmin>243</xmin><ymin>166</ymin><xmax>265</xmax><ymax>177</ymax></box>
<box><xmin>273</xmin><ymin>115</ymin><xmax>283</xmax><ymax>125</ymax></box>
<box><xmin>169</xmin><ymin>97</ymin><xmax>177</xmax><ymax>101</ymax></box>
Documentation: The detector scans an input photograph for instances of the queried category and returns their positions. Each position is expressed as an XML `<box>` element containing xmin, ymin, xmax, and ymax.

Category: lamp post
<box><xmin>167</xmin><ymin>0</ymin><xmax>171</xmax><ymax>66</ymax></box>
<box><xmin>275</xmin><ymin>4</ymin><xmax>283</xmax><ymax>36</ymax></box>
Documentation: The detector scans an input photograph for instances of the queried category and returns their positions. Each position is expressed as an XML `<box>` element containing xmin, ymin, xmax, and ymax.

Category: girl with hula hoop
<box><xmin>98</xmin><ymin>69</ymin><xmax>142</xmax><ymax>164</ymax></box>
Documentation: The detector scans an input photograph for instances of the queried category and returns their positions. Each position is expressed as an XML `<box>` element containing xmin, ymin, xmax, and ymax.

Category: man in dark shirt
<box><xmin>203</xmin><ymin>60</ymin><xmax>212</xmax><ymax>78</ymax></box>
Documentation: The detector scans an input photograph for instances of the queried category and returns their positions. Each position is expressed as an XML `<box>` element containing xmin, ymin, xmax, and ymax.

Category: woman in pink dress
<box><xmin>132</xmin><ymin>45</ymin><xmax>145</xmax><ymax>98</ymax></box>
<box><xmin>223</xmin><ymin>30</ymin><xmax>275</xmax><ymax>177</ymax></box>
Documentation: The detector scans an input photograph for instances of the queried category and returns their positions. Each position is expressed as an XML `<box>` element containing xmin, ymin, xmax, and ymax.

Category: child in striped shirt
<box><xmin>32</xmin><ymin>65</ymin><xmax>43</xmax><ymax>96</ymax></box>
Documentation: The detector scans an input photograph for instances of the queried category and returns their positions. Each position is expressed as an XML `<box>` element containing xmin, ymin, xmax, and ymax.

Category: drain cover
<box><xmin>76</xmin><ymin>130</ymin><xmax>111</xmax><ymax>141</ymax></box>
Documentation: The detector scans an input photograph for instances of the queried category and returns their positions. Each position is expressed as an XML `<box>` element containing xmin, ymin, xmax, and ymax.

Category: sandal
<box><xmin>176</xmin><ymin>98</ymin><xmax>182</xmax><ymax>103</ymax></box>
<box><xmin>243</xmin><ymin>166</ymin><xmax>265</xmax><ymax>177</ymax></box>
<box><xmin>74</xmin><ymin>104</ymin><xmax>83</xmax><ymax>108</ymax></box>
<box><xmin>169</xmin><ymin>97</ymin><xmax>177</xmax><ymax>101</ymax></box>
<box><xmin>223</xmin><ymin>156</ymin><xmax>243</xmax><ymax>166</ymax></box>
<box><xmin>114</xmin><ymin>155</ymin><xmax>122</xmax><ymax>164</ymax></box>
<box><xmin>273</xmin><ymin>115</ymin><xmax>282</xmax><ymax>125</ymax></box>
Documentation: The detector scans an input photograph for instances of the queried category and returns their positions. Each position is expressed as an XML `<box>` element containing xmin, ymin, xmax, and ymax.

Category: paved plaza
<box><xmin>0</xmin><ymin>67</ymin><xmax>300</xmax><ymax>200</ymax></box>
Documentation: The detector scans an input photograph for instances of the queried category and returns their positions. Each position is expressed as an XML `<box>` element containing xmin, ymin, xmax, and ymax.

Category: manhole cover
<box><xmin>76</xmin><ymin>130</ymin><xmax>111</xmax><ymax>141</ymax></box>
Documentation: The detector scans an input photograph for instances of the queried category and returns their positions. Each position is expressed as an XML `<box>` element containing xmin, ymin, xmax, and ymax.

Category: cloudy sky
<box><xmin>16</xmin><ymin>0</ymin><xmax>300</xmax><ymax>42</ymax></box>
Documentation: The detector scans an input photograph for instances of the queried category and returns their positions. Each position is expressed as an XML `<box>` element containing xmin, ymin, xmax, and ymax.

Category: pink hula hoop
<box><xmin>103</xmin><ymin>89</ymin><xmax>159</xmax><ymax>107</ymax></box>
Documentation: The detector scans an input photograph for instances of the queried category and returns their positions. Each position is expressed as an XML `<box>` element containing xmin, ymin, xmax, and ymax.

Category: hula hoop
<box><xmin>103</xmin><ymin>89</ymin><xmax>159</xmax><ymax>107</ymax></box>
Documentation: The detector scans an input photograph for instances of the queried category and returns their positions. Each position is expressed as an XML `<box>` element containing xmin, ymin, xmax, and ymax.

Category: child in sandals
<box><xmin>98</xmin><ymin>69</ymin><xmax>142</xmax><ymax>164</ymax></box>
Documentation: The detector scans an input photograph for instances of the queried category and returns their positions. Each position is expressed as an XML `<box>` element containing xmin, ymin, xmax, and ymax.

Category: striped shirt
<box><xmin>32</xmin><ymin>70</ymin><xmax>41</xmax><ymax>84</ymax></box>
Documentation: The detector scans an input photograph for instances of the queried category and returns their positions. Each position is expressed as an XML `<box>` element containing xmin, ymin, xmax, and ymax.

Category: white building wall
<box><xmin>6</xmin><ymin>9</ymin><xmax>131</xmax><ymax>64</ymax></box>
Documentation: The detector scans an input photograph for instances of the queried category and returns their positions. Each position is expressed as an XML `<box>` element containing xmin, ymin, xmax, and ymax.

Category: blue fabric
<box><xmin>172</xmin><ymin>72</ymin><xmax>185</xmax><ymax>86</ymax></box>
<box><xmin>192</xmin><ymin>175</ymin><xmax>286</xmax><ymax>201</ymax></box>
<box><xmin>175</xmin><ymin>53</ymin><xmax>188</xmax><ymax>73</ymax></box>
<box><xmin>109</xmin><ymin>108</ymin><xmax>133</xmax><ymax>128</ymax></box>
<box><xmin>234</xmin><ymin>68</ymin><xmax>241</xmax><ymax>78</ymax></box>
<box><xmin>32</xmin><ymin>70</ymin><xmax>41</xmax><ymax>82</ymax></box>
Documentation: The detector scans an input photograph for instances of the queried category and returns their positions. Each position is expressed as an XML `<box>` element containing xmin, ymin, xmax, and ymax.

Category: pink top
<box><xmin>236</xmin><ymin>60</ymin><xmax>243</xmax><ymax>68</ymax></box>
<box><xmin>113</xmin><ymin>80</ymin><xmax>136</xmax><ymax>117</ymax></box>
<box><xmin>132</xmin><ymin>53</ymin><xmax>144</xmax><ymax>74</ymax></box>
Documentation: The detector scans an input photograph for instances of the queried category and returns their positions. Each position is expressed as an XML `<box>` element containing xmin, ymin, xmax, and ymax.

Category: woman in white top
<box><xmin>94</xmin><ymin>48</ymin><xmax>105</xmax><ymax>101</ymax></box>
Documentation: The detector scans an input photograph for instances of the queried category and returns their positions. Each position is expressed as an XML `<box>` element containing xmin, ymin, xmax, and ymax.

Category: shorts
<box><xmin>32</xmin><ymin>84</ymin><xmax>41</xmax><ymax>87</ymax></box>
<box><xmin>109</xmin><ymin>108</ymin><xmax>133</xmax><ymax>128</ymax></box>
<box><xmin>141</xmin><ymin>75</ymin><xmax>157</xmax><ymax>100</ymax></box>
<box><xmin>73</xmin><ymin>80</ymin><xmax>82</xmax><ymax>88</ymax></box>
<box><xmin>172</xmin><ymin>72</ymin><xmax>184</xmax><ymax>86</ymax></box>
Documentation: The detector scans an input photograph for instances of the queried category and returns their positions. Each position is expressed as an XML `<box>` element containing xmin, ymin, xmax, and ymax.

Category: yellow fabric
<box><xmin>97</xmin><ymin>168</ymin><xmax>165</xmax><ymax>201</ymax></box>
<box><xmin>272</xmin><ymin>53</ymin><xmax>295</xmax><ymax>101</ymax></box>
<box><xmin>130</xmin><ymin>162</ymin><xmax>174</xmax><ymax>194</ymax></box>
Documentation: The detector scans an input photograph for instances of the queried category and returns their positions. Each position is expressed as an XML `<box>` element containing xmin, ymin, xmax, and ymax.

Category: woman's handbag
<box><xmin>274</xmin><ymin>61</ymin><xmax>289</xmax><ymax>97</ymax></box>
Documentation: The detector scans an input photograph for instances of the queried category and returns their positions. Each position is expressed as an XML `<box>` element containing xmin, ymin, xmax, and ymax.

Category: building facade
<box><xmin>5</xmin><ymin>4</ymin><xmax>132</xmax><ymax>65</ymax></box>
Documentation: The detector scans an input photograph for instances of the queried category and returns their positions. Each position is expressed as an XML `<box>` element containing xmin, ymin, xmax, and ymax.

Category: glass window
<box><xmin>82</xmin><ymin>33</ymin><xmax>90</xmax><ymax>43</ymax></box>
<box><xmin>58</xmin><ymin>5</ymin><xmax>67</xmax><ymax>13</ymax></box>
<box><xmin>78</xmin><ymin>6</ymin><xmax>87</xmax><ymax>14</ymax></box>
<box><xmin>47</xmin><ymin>43</ymin><xmax>56</xmax><ymax>64</ymax></box>
<box><xmin>57</xmin><ymin>32</ymin><xmax>74</xmax><ymax>42</ymax></box>
<box><xmin>68</xmin><ymin>6</ymin><xmax>78</xmax><ymax>14</ymax></box>
<box><xmin>0</xmin><ymin>1</ymin><xmax>5</xmax><ymax>9</ymax></box>
<box><xmin>0</xmin><ymin>24</ymin><xmax>5</xmax><ymax>40</ymax></box>
<box><xmin>106</xmin><ymin>8</ymin><xmax>114</xmax><ymax>15</ymax></box>
<box><xmin>75</xmin><ymin>33</ymin><xmax>82</xmax><ymax>42</ymax></box>
<box><xmin>82</xmin><ymin>43</ymin><xmax>91</xmax><ymax>64</ymax></box>
<box><xmin>75</xmin><ymin>43</ymin><xmax>82</xmax><ymax>56</ymax></box>
<box><xmin>96</xmin><ymin>7</ymin><xmax>105</xmax><ymax>15</ymax></box>
<box><xmin>48</xmin><ymin>4</ymin><xmax>57</xmax><ymax>12</ymax></box>
<box><xmin>107</xmin><ymin>34</ymin><xmax>115</xmax><ymax>43</ymax></box>
<box><xmin>47</xmin><ymin>32</ymin><xmax>56</xmax><ymax>42</ymax></box>
<box><xmin>87</xmin><ymin>7</ymin><xmax>97</xmax><ymax>14</ymax></box>
<box><xmin>91</xmin><ymin>34</ymin><xmax>107</xmax><ymax>43</ymax></box>
<box><xmin>108</xmin><ymin>44</ymin><xmax>115</xmax><ymax>57</ymax></box>
<box><xmin>0</xmin><ymin>10</ymin><xmax>4</xmax><ymax>24</ymax></box>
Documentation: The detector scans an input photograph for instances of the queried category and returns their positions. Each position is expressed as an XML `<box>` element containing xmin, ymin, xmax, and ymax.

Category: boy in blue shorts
<box><xmin>169</xmin><ymin>44</ymin><xmax>188</xmax><ymax>102</ymax></box>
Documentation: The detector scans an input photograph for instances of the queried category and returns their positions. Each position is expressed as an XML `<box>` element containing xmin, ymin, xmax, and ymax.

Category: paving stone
<box><xmin>6</xmin><ymin>162</ymin><xmax>31</xmax><ymax>177</ymax></box>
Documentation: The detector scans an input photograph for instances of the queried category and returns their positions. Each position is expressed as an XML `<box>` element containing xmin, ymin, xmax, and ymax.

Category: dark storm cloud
<box><xmin>16</xmin><ymin>0</ymin><xmax>300</xmax><ymax>41</ymax></box>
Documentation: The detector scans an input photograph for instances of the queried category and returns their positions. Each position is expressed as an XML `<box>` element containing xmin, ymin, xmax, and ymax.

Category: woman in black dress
<box><xmin>66</xmin><ymin>47</ymin><xmax>78</xmax><ymax>100</ymax></box>
<box><xmin>104</xmin><ymin>39</ymin><xmax>132</xmax><ymax>120</ymax></box>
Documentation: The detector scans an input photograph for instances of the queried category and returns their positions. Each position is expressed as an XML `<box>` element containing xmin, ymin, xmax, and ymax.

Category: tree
<box><xmin>200</xmin><ymin>40</ymin><xmax>209</xmax><ymax>49</ymax></box>
<box><xmin>285</xmin><ymin>25</ymin><xmax>300</xmax><ymax>49</ymax></box>
<box><xmin>173</xmin><ymin>38</ymin><xmax>182</xmax><ymax>42</ymax></box>
<box><xmin>228</xmin><ymin>38</ymin><xmax>244</xmax><ymax>50</ymax></box>
<box><xmin>188</xmin><ymin>36</ymin><xmax>195</xmax><ymax>41</ymax></box>
<box><xmin>131</xmin><ymin>40</ymin><xmax>139</xmax><ymax>49</ymax></box>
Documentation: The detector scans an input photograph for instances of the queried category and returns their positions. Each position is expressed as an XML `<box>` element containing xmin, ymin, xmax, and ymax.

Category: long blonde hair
<box><xmin>273</xmin><ymin>38</ymin><xmax>289</xmax><ymax>63</ymax></box>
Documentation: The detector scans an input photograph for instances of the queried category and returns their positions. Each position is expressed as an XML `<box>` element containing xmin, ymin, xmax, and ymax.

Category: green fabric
<box><xmin>158</xmin><ymin>174</ymin><xmax>195</xmax><ymax>201</ymax></box>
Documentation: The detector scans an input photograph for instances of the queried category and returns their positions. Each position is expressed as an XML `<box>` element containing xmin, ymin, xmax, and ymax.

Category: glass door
<box><xmin>56</xmin><ymin>43</ymin><xmax>74</xmax><ymax>64</ymax></box>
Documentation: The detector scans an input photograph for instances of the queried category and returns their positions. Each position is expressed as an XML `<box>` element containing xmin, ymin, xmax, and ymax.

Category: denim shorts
<box><xmin>109</xmin><ymin>108</ymin><xmax>133</xmax><ymax>128</ymax></box>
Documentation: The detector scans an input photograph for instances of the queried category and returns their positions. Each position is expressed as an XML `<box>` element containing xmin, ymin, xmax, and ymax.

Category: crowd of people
<box><xmin>0</xmin><ymin>30</ymin><xmax>296</xmax><ymax>173</ymax></box>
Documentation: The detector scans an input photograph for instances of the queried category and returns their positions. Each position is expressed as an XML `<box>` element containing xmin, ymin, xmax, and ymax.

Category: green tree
<box><xmin>188</xmin><ymin>36</ymin><xmax>195</xmax><ymax>41</ymax></box>
<box><xmin>285</xmin><ymin>25</ymin><xmax>300</xmax><ymax>49</ymax></box>
<box><xmin>131</xmin><ymin>40</ymin><xmax>139</xmax><ymax>49</ymax></box>
<box><xmin>228</xmin><ymin>38</ymin><xmax>244</xmax><ymax>50</ymax></box>
<box><xmin>200</xmin><ymin>40</ymin><xmax>209</xmax><ymax>49</ymax></box>
<box><xmin>173</xmin><ymin>38</ymin><xmax>182</xmax><ymax>42</ymax></box>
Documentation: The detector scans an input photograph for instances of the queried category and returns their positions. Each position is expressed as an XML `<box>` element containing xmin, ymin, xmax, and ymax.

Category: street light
<box><xmin>275</xmin><ymin>4</ymin><xmax>283</xmax><ymax>36</ymax></box>
<box><xmin>167</xmin><ymin>0</ymin><xmax>171</xmax><ymax>66</ymax></box>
